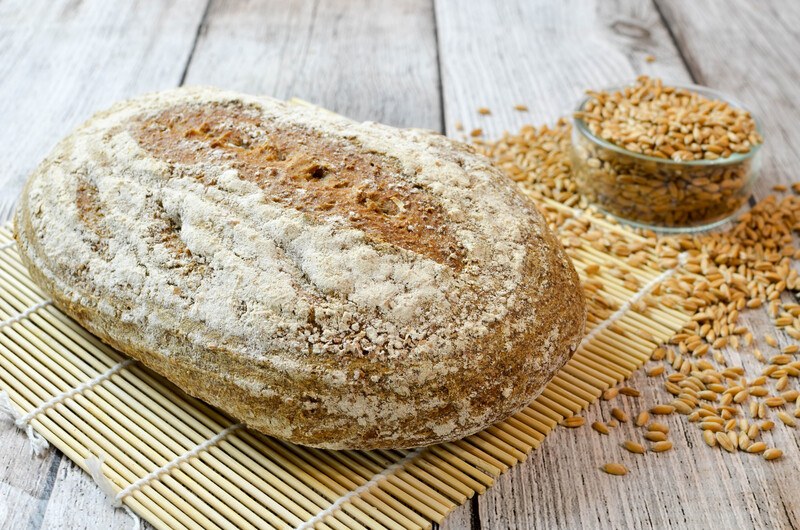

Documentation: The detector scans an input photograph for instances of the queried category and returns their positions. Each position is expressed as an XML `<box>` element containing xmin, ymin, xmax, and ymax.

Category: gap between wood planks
<box><xmin>25</xmin><ymin>454</ymin><xmax>62</xmax><ymax>530</ymax></box>
<box><xmin>430</xmin><ymin>0</ymin><xmax>446</xmax><ymax>134</ymax></box>
<box><xmin>651</xmin><ymin>0</ymin><xmax>698</xmax><ymax>83</ymax></box>
<box><xmin>179</xmin><ymin>0</ymin><xmax>214</xmax><ymax>86</ymax></box>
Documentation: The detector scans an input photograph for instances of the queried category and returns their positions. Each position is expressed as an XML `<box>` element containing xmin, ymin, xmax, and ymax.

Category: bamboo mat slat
<box><xmin>0</xmin><ymin>217</ymin><xmax>691</xmax><ymax>530</ymax></box>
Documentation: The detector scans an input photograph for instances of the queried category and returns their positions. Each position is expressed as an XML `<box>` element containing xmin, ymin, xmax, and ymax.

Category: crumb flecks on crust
<box><xmin>14</xmin><ymin>87</ymin><xmax>586</xmax><ymax>449</ymax></box>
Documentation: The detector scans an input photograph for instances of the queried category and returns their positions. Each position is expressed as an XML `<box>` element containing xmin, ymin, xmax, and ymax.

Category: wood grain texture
<box><xmin>0</xmin><ymin>0</ymin><xmax>208</xmax><ymax>205</ymax></box>
<box><xmin>655</xmin><ymin>0</ymin><xmax>800</xmax><ymax>196</ymax></box>
<box><xmin>183</xmin><ymin>0</ymin><xmax>442</xmax><ymax>130</ymax></box>
<box><xmin>37</xmin><ymin>460</ymin><xmax>135</xmax><ymax>530</ymax></box>
<box><xmin>435</xmin><ymin>0</ymin><xmax>691</xmax><ymax>139</ymax></box>
<box><xmin>0</xmin><ymin>429</ymin><xmax>62</xmax><ymax>530</ymax></box>
<box><xmin>435</xmin><ymin>500</ymin><xmax>474</xmax><ymax>530</ymax></box>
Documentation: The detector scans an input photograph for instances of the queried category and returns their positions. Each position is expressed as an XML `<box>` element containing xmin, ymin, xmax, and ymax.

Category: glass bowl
<box><xmin>570</xmin><ymin>83</ymin><xmax>763</xmax><ymax>233</ymax></box>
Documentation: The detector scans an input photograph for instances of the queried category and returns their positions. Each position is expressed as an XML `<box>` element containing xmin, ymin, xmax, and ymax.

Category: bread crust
<box><xmin>14</xmin><ymin>87</ymin><xmax>585</xmax><ymax>449</ymax></box>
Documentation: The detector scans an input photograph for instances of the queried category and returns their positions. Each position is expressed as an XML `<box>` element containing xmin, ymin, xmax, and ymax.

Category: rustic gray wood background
<box><xmin>1</xmin><ymin>1</ymin><xmax>799</xmax><ymax>529</ymax></box>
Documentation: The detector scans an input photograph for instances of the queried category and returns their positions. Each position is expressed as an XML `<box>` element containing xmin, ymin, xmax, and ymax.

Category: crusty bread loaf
<box><xmin>14</xmin><ymin>87</ymin><xmax>585</xmax><ymax>449</ymax></box>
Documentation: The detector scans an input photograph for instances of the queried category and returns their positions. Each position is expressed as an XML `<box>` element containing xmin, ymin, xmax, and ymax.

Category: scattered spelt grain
<box><xmin>777</xmin><ymin>411</ymin><xmax>796</xmax><ymax>427</ymax></box>
<box><xmin>619</xmin><ymin>387</ymin><xmax>641</xmax><ymax>397</ymax></box>
<box><xmin>601</xmin><ymin>463</ymin><xmax>628</xmax><ymax>475</ymax></box>
<box><xmin>644</xmin><ymin>431</ymin><xmax>668</xmax><ymax>442</ymax></box>
<box><xmin>603</xmin><ymin>388</ymin><xmax>619</xmax><ymax>401</ymax></box>
<box><xmin>650</xmin><ymin>405</ymin><xmax>675</xmax><ymax>415</ymax></box>
<box><xmin>611</xmin><ymin>408</ymin><xmax>629</xmax><ymax>423</ymax></box>
<box><xmin>702</xmin><ymin>430</ymin><xmax>716</xmax><ymax>447</ymax></box>
<box><xmin>562</xmin><ymin>416</ymin><xmax>586</xmax><ymax>428</ymax></box>
<box><xmin>623</xmin><ymin>441</ymin><xmax>646</xmax><ymax>454</ymax></box>
<box><xmin>716</xmin><ymin>432</ymin><xmax>736</xmax><ymax>453</ymax></box>
<box><xmin>592</xmin><ymin>421</ymin><xmax>610</xmax><ymax>435</ymax></box>
<box><xmin>651</xmin><ymin>441</ymin><xmax>673</xmax><ymax>452</ymax></box>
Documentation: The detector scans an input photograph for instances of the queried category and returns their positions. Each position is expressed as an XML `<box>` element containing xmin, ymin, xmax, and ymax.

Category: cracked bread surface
<box><xmin>14</xmin><ymin>87</ymin><xmax>586</xmax><ymax>449</ymax></box>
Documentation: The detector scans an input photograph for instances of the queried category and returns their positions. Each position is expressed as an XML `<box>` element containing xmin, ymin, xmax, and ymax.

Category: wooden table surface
<box><xmin>1</xmin><ymin>1</ymin><xmax>799</xmax><ymax>529</ymax></box>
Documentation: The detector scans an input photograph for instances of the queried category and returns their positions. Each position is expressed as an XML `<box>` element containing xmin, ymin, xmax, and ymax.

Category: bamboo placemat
<box><xmin>0</xmin><ymin>205</ymin><xmax>691</xmax><ymax>530</ymax></box>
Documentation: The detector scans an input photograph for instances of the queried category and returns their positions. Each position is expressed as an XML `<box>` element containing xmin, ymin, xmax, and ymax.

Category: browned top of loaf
<box><xmin>14</xmin><ymin>87</ymin><xmax>585</xmax><ymax>447</ymax></box>
<box><xmin>133</xmin><ymin>103</ymin><xmax>464</xmax><ymax>270</ymax></box>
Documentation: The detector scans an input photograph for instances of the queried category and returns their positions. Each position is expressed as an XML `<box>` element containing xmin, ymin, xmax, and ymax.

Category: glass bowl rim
<box><xmin>572</xmin><ymin>81</ymin><xmax>763</xmax><ymax>167</ymax></box>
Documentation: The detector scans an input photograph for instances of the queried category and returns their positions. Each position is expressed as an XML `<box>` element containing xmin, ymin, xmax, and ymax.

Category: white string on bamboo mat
<box><xmin>85</xmin><ymin>453</ymin><xmax>142</xmax><ymax>530</ymax></box>
<box><xmin>579</xmin><ymin>252</ymin><xmax>688</xmax><ymax>350</ymax></box>
<box><xmin>294</xmin><ymin>447</ymin><xmax>425</xmax><ymax>530</ymax></box>
<box><xmin>0</xmin><ymin>359</ymin><xmax>134</xmax><ymax>456</ymax></box>
<box><xmin>0</xmin><ymin>241</ymin><xmax>16</xmax><ymax>251</ymax></box>
<box><xmin>118</xmin><ymin>422</ymin><xmax>243</xmax><ymax>505</ymax></box>
<box><xmin>85</xmin><ymin>423</ymin><xmax>244</xmax><ymax>530</ymax></box>
<box><xmin>0</xmin><ymin>300</ymin><xmax>52</xmax><ymax>330</ymax></box>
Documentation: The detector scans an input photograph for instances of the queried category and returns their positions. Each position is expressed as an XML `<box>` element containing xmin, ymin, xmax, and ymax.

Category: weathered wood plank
<box><xmin>0</xmin><ymin>1</ymin><xmax>205</xmax><ymax>528</ymax></box>
<box><xmin>436</xmin><ymin>1</ymin><xmax>799</xmax><ymax>529</ymax></box>
<box><xmin>435</xmin><ymin>500</ymin><xmax>474</xmax><ymax>530</ymax></box>
<box><xmin>37</xmin><ymin>459</ymin><xmax>136</xmax><ymax>530</ymax></box>
<box><xmin>0</xmin><ymin>0</ymin><xmax>208</xmax><ymax>204</ymax></box>
<box><xmin>0</xmin><ymin>429</ymin><xmax>62</xmax><ymax>530</ymax></box>
<box><xmin>435</xmin><ymin>0</ymin><xmax>691</xmax><ymax>140</ymax></box>
<box><xmin>655</xmin><ymin>0</ymin><xmax>800</xmax><ymax>195</ymax></box>
<box><xmin>184</xmin><ymin>0</ymin><xmax>441</xmax><ymax>130</ymax></box>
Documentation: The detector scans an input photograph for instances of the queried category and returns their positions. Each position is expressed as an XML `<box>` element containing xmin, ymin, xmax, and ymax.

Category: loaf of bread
<box><xmin>14</xmin><ymin>87</ymin><xmax>585</xmax><ymax>449</ymax></box>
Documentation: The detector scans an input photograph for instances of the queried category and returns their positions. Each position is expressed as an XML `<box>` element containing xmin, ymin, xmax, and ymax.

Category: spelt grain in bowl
<box><xmin>572</xmin><ymin>76</ymin><xmax>763</xmax><ymax>231</ymax></box>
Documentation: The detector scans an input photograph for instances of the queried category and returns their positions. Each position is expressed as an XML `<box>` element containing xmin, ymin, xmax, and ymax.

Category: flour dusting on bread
<box><xmin>15</xmin><ymin>87</ymin><xmax>585</xmax><ymax>448</ymax></box>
